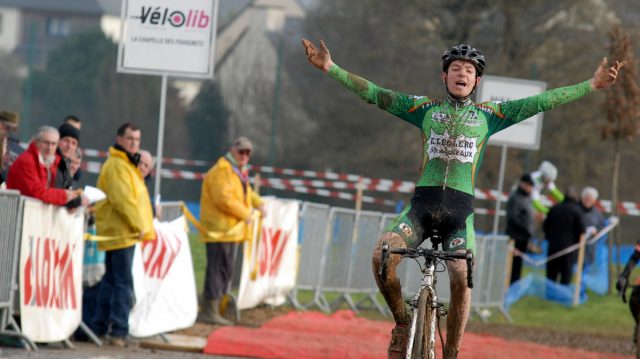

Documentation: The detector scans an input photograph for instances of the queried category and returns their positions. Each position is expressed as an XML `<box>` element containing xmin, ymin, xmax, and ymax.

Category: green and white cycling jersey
<box><xmin>328</xmin><ymin>64</ymin><xmax>593</xmax><ymax>196</ymax></box>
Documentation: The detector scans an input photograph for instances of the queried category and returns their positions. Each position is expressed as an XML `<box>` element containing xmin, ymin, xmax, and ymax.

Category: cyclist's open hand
<box><xmin>616</xmin><ymin>274</ymin><xmax>629</xmax><ymax>303</ymax></box>
<box><xmin>591</xmin><ymin>57</ymin><xmax>625</xmax><ymax>90</ymax></box>
<box><xmin>302</xmin><ymin>39</ymin><xmax>333</xmax><ymax>72</ymax></box>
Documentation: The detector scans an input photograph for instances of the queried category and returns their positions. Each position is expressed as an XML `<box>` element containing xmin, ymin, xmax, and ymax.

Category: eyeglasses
<box><xmin>238</xmin><ymin>149</ymin><xmax>251</xmax><ymax>156</ymax></box>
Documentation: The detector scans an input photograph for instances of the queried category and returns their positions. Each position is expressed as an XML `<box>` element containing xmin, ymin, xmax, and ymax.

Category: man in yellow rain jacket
<box><xmin>91</xmin><ymin>123</ymin><xmax>155</xmax><ymax>347</ymax></box>
<box><xmin>198</xmin><ymin>136</ymin><xmax>263</xmax><ymax>325</ymax></box>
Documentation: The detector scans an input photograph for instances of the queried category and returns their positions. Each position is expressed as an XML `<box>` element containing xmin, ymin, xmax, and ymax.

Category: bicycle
<box><xmin>379</xmin><ymin>237</ymin><xmax>473</xmax><ymax>359</ymax></box>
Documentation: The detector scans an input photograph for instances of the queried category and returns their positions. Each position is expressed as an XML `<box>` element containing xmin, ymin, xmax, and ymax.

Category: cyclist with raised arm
<box><xmin>302</xmin><ymin>39</ymin><xmax>624</xmax><ymax>358</ymax></box>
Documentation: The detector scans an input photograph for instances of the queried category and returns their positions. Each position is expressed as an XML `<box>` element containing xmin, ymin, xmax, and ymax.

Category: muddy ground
<box><xmin>180</xmin><ymin>305</ymin><xmax>636</xmax><ymax>357</ymax></box>
<box><xmin>0</xmin><ymin>305</ymin><xmax>635</xmax><ymax>358</ymax></box>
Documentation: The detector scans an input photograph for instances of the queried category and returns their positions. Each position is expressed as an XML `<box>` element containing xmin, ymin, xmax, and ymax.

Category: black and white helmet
<box><xmin>441</xmin><ymin>44</ymin><xmax>486</xmax><ymax>76</ymax></box>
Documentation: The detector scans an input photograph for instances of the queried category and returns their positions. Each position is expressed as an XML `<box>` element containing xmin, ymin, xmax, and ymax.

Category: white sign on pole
<box><xmin>117</xmin><ymin>0</ymin><xmax>218</xmax><ymax>78</ymax></box>
<box><xmin>475</xmin><ymin>75</ymin><xmax>547</xmax><ymax>150</ymax></box>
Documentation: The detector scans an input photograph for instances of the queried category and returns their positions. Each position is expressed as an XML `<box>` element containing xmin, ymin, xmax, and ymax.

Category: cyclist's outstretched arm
<box><xmin>302</xmin><ymin>38</ymin><xmax>428</xmax><ymax>127</ymax></box>
<box><xmin>485</xmin><ymin>58</ymin><xmax>625</xmax><ymax>134</ymax></box>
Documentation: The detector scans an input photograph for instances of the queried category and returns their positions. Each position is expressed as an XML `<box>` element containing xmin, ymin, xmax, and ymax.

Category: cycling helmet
<box><xmin>539</xmin><ymin>161</ymin><xmax>558</xmax><ymax>182</ymax></box>
<box><xmin>441</xmin><ymin>44</ymin><xmax>486</xmax><ymax>76</ymax></box>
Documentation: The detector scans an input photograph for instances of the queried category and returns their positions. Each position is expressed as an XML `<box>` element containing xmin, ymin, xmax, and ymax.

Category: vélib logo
<box><xmin>131</xmin><ymin>6</ymin><xmax>210</xmax><ymax>29</ymax></box>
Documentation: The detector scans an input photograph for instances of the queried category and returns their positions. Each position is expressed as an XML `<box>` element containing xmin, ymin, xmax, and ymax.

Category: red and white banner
<box><xmin>19</xmin><ymin>198</ymin><xmax>84</xmax><ymax>342</ymax></box>
<box><xmin>129</xmin><ymin>216</ymin><xmax>198</xmax><ymax>337</ymax></box>
<box><xmin>237</xmin><ymin>198</ymin><xmax>299</xmax><ymax>310</ymax></box>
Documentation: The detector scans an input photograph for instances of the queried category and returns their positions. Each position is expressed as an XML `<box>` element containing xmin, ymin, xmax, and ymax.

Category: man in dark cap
<box><xmin>506</xmin><ymin>174</ymin><xmax>535</xmax><ymax>284</ymax></box>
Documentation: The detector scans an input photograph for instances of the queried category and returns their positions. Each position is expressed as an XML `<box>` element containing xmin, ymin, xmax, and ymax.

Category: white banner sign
<box><xmin>118</xmin><ymin>0</ymin><xmax>218</xmax><ymax>78</ymax></box>
<box><xmin>238</xmin><ymin>199</ymin><xmax>299</xmax><ymax>310</ymax></box>
<box><xmin>475</xmin><ymin>75</ymin><xmax>547</xmax><ymax>150</ymax></box>
<box><xmin>129</xmin><ymin>216</ymin><xmax>198</xmax><ymax>337</ymax></box>
<box><xmin>19</xmin><ymin>199</ymin><xmax>84</xmax><ymax>342</ymax></box>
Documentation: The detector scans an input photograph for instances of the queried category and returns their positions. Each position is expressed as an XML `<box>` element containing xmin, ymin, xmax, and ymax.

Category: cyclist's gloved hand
<box><xmin>616</xmin><ymin>275</ymin><xmax>629</xmax><ymax>303</ymax></box>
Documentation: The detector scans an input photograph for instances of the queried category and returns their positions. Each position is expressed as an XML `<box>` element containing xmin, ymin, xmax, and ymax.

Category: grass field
<box><xmin>187</xmin><ymin>233</ymin><xmax>635</xmax><ymax>338</ymax></box>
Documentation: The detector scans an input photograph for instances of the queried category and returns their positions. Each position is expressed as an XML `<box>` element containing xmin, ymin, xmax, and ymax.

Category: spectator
<box><xmin>137</xmin><ymin>149</ymin><xmax>161</xmax><ymax>218</ymax></box>
<box><xmin>6</xmin><ymin>126</ymin><xmax>77</xmax><ymax>206</ymax></box>
<box><xmin>580</xmin><ymin>186</ymin><xmax>606</xmax><ymax>265</ymax></box>
<box><xmin>68</xmin><ymin>147</ymin><xmax>83</xmax><ymax>186</ymax></box>
<box><xmin>198</xmin><ymin>136</ymin><xmax>264</xmax><ymax>325</ymax></box>
<box><xmin>506</xmin><ymin>174</ymin><xmax>535</xmax><ymax>284</ymax></box>
<box><xmin>138</xmin><ymin>149</ymin><xmax>154</xmax><ymax>180</ymax></box>
<box><xmin>63</xmin><ymin>115</ymin><xmax>83</xmax><ymax>182</ymax></box>
<box><xmin>530</xmin><ymin>161</ymin><xmax>564</xmax><ymax>214</ymax></box>
<box><xmin>55</xmin><ymin>123</ymin><xmax>80</xmax><ymax>189</ymax></box>
<box><xmin>91</xmin><ymin>123</ymin><xmax>155</xmax><ymax>347</ymax></box>
<box><xmin>0</xmin><ymin>110</ymin><xmax>23</xmax><ymax>176</ymax></box>
<box><xmin>543</xmin><ymin>187</ymin><xmax>586</xmax><ymax>285</ymax></box>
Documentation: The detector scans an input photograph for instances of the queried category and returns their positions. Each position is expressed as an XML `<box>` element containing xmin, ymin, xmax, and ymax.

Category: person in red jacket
<box><xmin>6</xmin><ymin>126</ymin><xmax>78</xmax><ymax>205</ymax></box>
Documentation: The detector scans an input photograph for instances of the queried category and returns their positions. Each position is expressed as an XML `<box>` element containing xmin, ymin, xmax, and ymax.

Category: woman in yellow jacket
<box><xmin>198</xmin><ymin>137</ymin><xmax>263</xmax><ymax>325</ymax></box>
<box><xmin>91</xmin><ymin>124</ymin><xmax>155</xmax><ymax>347</ymax></box>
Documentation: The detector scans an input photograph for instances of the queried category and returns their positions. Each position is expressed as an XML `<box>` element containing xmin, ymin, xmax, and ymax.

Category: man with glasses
<box><xmin>198</xmin><ymin>136</ymin><xmax>264</xmax><ymax>325</ymax></box>
<box><xmin>91</xmin><ymin>123</ymin><xmax>155</xmax><ymax>347</ymax></box>
<box><xmin>6</xmin><ymin>126</ymin><xmax>78</xmax><ymax>205</ymax></box>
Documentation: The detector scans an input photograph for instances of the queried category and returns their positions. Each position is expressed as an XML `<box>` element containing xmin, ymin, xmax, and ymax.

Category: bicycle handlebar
<box><xmin>379</xmin><ymin>243</ymin><xmax>474</xmax><ymax>289</ymax></box>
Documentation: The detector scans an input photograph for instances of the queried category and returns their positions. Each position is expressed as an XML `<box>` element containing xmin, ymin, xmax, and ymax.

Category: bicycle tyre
<box><xmin>411</xmin><ymin>288</ymin><xmax>436</xmax><ymax>359</ymax></box>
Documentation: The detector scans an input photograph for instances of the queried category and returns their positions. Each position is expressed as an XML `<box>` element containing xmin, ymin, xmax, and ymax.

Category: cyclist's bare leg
<box><xmin>444</xmin><ymin>255</ymin><xmax>471</xmax><ymax>359</ymax></box>
<box><xmin>372</xmin><ymin>232</ymin><xmax>410</xmax><ymax>358</ymax></box>
<box><xmin>372</xmin><ymin>232</ymin><xmax>409</xmax><ymax>325</ymax></box>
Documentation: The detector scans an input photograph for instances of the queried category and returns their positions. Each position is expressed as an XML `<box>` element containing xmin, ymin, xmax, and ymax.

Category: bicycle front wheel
<box><xmin>412</xmin><ymin>288</ymin><xmax>436</xmax><ymax>359</ymax></box>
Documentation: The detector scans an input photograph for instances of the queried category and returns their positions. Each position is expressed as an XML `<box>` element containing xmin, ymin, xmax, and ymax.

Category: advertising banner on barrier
<box><xmin>129</xmin><ymin>216</ymin><xmax>198</xmax><ymax>337</ymax></box>
<box><xmin>19</xmin><ymin>199</ymin><xmax>84</xmax><ymax>342</ymax></box>
<box><xmin>238</xmin><ymin>199</ymin><xmax>299</xmax><ymax>310</ymax></box>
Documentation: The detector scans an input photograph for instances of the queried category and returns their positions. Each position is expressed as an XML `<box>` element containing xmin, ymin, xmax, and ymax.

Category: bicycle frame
<box><xmin>406</xmin><ymin>257</ymin><xmax>438</xmax><ymax>359</ymax></box>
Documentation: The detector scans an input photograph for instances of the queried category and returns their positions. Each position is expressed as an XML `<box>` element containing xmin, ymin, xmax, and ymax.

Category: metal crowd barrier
<box><xmin>292</xmin><ymin>201</ymin><xmax>511</xmax><ymax>319</ymax></box>
<box><xmin>158</xmin><ymin>201</ymin><xmax>185</xmax><ymax>222</ymax></box>
<box><xmin>0</xmin><ymin>190</ymin><xmax>36</xmax><ymax>350</ymax></box>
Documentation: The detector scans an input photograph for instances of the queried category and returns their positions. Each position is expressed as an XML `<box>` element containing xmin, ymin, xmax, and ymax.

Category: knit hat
<box><xmin>58</xmin><ymin>123</ymin><xmax>80</xmax><ymax>141</ymax></box>
<box><xmin>0</xmin><ymin>110</ymin><xmax>19</xmax><ymax>128</ymax></box>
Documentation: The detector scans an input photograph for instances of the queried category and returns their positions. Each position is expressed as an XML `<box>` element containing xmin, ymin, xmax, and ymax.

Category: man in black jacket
<box><xmin>543</xmin><ymin>187</ymin><xmax>586</xmax><ymax>285</ymax></box>
<box><xmin>506</xmin><ymin>174</ymin><xmax>535</xmax><ymax>284</ymax></box>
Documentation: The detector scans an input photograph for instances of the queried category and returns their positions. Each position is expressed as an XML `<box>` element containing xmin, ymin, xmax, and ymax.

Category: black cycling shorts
<box><xmin>385</xmin><ymin>186</ymin><xmax>475</xmax><ymax>252</ymax></box>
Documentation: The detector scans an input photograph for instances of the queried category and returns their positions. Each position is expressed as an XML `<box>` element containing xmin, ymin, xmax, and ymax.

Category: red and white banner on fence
<box><xmin>19</xmin><ymin>198</ymin><xmax>84</xmax><ymax>343</ymax></box>
<box><xmin>237</xmin><ymin>198</ymin><xmax>299</xmax><ymax>310</ymax></box>
<box><xmin>129</xmin><ymin>216</ymin><xmax>198</xmax><ymax>337</ymax></box>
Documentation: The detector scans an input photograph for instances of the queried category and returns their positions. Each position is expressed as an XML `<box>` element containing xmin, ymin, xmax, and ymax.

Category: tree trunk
<box><xmin>609</xmin><ymin>140</ymin><xmax>621</xmax><ymax>294</ymax></box>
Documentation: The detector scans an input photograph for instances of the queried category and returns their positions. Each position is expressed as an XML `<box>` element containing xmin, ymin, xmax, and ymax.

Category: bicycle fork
<box><xmin>406</xmin><ymin>262</ymin><xmax>437</xmax><ymax>359</ymax></box>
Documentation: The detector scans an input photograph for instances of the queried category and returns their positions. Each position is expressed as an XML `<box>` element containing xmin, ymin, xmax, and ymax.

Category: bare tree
<box><xmin>602</xmin><ymin>24</ymin><xmax>640</xmax><ymax>291</ymax></box>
